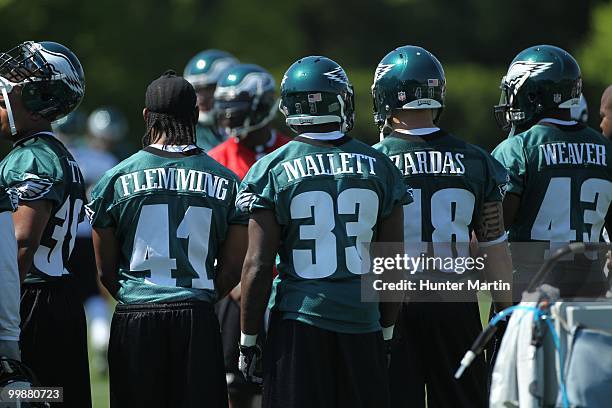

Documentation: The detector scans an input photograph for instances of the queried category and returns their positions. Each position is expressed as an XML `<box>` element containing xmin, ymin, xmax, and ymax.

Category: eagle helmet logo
<box><xmin>373</xmin><ymin>63</ymin><xmax>395</xmax><ymax>83</ymax></box>
<box><xmin>323</xmin><ymin>66</ymin><xmax>349</xmax><ymax>86</ymax></box>
<box><xmin>504</xmin><ymin>61</ymin><xmax>553</xmax><ymax>96</ymax></box>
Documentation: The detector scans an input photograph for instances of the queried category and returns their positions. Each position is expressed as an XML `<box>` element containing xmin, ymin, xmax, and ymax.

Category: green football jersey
<box><xmin>195</xmin><ymin>123</ymin><xmax>224</xmax><ymax>151</ymax></box>
<box><xmin>0</xmin><ymin>132</ymin><xmax>86</xmax><ymax>283</ymax></box>
<box><xmin>87</xmin><ymin>146</ymin><xmax>247</xmax><ymax>304</ymax></box>
<box><xmin>238</xmin><ymin>135</ymin><xmax>412</xmax><ymax>334</ymax></box>
<box><xmin>492</xmin><ymin>123</ymin><xmax>612</xmax><ymax>244</ymax></box>
<box><xmin>374</xmin><ymin>130</ymin><xmax>508</xmax><ymax>275</ymax></box>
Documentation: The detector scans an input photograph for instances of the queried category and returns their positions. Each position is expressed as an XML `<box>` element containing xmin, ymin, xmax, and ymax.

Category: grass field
<box><xmin>87</xmin><ymin>292</ymin><xmax>494</xmax><ymax>407</ymax></box>
<box><xmin>89</xmin><ymin>345</ymin><xmax>110</xmax><ymax>407</ymax></box>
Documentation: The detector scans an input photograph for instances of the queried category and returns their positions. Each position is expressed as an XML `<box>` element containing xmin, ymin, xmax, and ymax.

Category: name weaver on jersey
<box><xmin>539</xmin><ymin>141</ymin><xmax>607</xmax><ymax>166</ymax></box>
<box><xmin>116</xmin><ymin>167</ymin><xmax>231</xmax><ymax>199</ymax></box>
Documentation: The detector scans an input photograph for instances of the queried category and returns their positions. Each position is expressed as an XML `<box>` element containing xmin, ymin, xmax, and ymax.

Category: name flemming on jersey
<box><xmin>118</xmin><ymin>167</ymin><xmax>230</xmax><ymax>200</ymax></box>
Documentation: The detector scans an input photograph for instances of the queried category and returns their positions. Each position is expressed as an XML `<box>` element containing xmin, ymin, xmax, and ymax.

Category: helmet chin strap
<box><xmin>238</xmin><ymin>116</ymin><xmax>252</xmax><ymax>140</ymax></box>
<box><xmin>379</xmin><ymin>118</ymin><xmax>393</xmax><ymax>141</ymax></box>
<box><xmin>508</xmin><ymin>124</ymin><xmax>517</xmax><ymax>138</ymax></box>
<box><xmin>0</xmin><ymin>78</ymin><xmax>17</xmax><ymax>136</ymax></box>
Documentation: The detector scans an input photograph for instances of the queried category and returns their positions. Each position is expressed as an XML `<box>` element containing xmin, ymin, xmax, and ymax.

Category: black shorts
<box><xmin>215</xmin><ymin>296</ymin><xmax>263</xmax><ymax>395</ymax></box>
<box><xmin>108</xmin><ymin>301</ymin><xmax>227</xmax><ymax>408</ymax></box>
<box><xmin>262</xmin><ymin>314</ymin><xmax>390</xmax><ymax>408</ymax></box>
<box><xmin>20</xmin><ymin>278</ymin><xmax>92</xmax><ymax>408</ymax></box>
<box><xmin>389</xmin><ymin>302</ymin><xmax>487</xmax><ymax>408</ymax></box>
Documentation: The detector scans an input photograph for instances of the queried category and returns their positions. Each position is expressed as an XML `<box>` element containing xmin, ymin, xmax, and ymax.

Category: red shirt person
<box><xmin>207</xmin><ymin>63</ymin><xmax>289</xmax><ymax>407</ymax></box>
<box><xmin>208</xmin><ymin>63</ymin><xmax>291</xmax><ymax>180</ymax></box>
<box><xmin>209</xmin><ymin>129</ymin><xmax>290</xmax><ymax>180</ymax></box>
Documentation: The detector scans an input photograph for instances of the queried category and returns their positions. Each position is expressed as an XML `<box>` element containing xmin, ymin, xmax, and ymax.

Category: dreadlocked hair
<box><xmin>142</xmin><ymin>111</ymin><xmax>197</xmax><ymax>148</ymax></box>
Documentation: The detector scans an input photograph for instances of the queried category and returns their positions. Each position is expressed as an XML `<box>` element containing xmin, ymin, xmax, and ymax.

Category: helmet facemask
<box><xmin>0</xmin><ymin>77</ymin><xmax>19</xmax><ymax>136</ymax></box>
<box><xmin>0</xmin><ymin>42</ymin><xmax>51</xmax><ymax>84</ymax></box>
<box><xmin>214</xmin><ymin>73</ymin><xmax>277</xmax><ymax>140</ymax></box>
<box><xmin>0</xmin><ymin>42</ymin><xmax>53</xmax><ymax>136</ymax></box>
<box><xmin>493</xmin><ymin>78</ymin><xmax>513</xmax><ymax>133</ymax></box>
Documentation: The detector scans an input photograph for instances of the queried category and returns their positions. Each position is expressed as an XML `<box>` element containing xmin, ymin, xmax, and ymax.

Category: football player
<box><xmin>372</xmin><ymin>45</ymin><xmax>512</xmax><ymax>408</ymax></box>
<box><xmin>207</xmin><ymin>63</ymin><xmax>290</xmax><ymax>408</ymax></box>
<box><xmin>600</xmin><ymin>85</ymin><xmax>612</xmax><ymax>139</ymax></box>
<box><xmin>87</xmin><ymin>71</ymin><xmax>248</xmax><ymax>407</ymax></box>
<box><xmin>209</xmin><ymin>63</ymin><xmax>291</xmax><ymax>179</ymax></box>
<box><xmin>237</xmin><ymin>56</ymin><xmax>410</xmax><ymax>408</ymax></box>
<box><xmin>184</xmin><ymin>49</ymin><xmax>238</xmax><ymax>151</ymax></box>
<box><xmin>0</xmin><ymin>41</ymin><xmax>91</xmax><ymax>407</ymax></box>
<box><xmin>0</xmin><ymin>188</ymin><xmax>19</xmax><ymax>361</ymax></box>
<box><xmin>493</xmin><ymin>45</ymin><xmax>612</xmax><ymax>297</ymax></box>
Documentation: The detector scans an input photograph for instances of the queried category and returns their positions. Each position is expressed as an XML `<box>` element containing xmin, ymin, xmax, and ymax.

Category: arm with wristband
<box><xmin>238</xmin><ymin>209</ymin><xmax>280</xmax><ymax>384</ymax></box>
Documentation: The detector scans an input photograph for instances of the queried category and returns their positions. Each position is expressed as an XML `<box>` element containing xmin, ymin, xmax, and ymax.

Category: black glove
<box><xmin>238</xmin><ymin>344</ymin><xmax>263</xmax><ymax>385</ymax></box>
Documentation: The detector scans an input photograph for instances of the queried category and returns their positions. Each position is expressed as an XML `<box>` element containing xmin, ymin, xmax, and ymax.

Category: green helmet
<box><xmin>279</xmin><ymin>56</ymin><xmax>355</xmax><ymax>133</ymax></box>
<box><xmin>213</xmin><ymin>64</ymin><xmax>277</xmax><ymax>139</ymax></box>
<box><xmin>183</xmin><ymin>49</ymin><xmax>238</xmax><ymax>88</ymax></box>
<box><xmin>371</xmin><ymin>45</ymin><xmax>446</xmax><ymax>130</ymax></box>
<box><xmin>0</xmin><ymin>41</ymin><xmax>85</xmax><ymax>135</ymax></box>
<box><xmin>494</xmin><ymin>45</ymin><xmax>582</xmax><ymax>133</ymax></box>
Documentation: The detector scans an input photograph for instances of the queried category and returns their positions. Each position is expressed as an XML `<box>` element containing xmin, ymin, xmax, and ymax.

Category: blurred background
<box><xmin>1</xmin><ymin>0</ymin><xmax>611</xmax><ymax>153</ymax></box>
<box><xmin>1</xmin><ymin>0</ymin><xmax>611</xmax><ymax>405</ymax></box>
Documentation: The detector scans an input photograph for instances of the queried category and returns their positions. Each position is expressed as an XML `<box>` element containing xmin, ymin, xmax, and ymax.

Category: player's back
<box><xmin>493</xmin><ymin>123</ymin><xmax>612</xmax><ymax>243</ymax></box>
<box><xmin>493</xmin><ymin>123</ymin><xmax>612</xmax><ymax>295</ymax></box>
<box><xmin>375</xmin><ymin>130</ymin><xmax>507</xmax><ymax>268</ymax></box>
<box><xmin>87</xmin><ymin>146</ymin><xmax>243</xmax><ymax>304</ymax></box>
<box><xmin>239</xmin><ymin>135</ymin><xmax>408</xmax><ymax>333</ymax></box>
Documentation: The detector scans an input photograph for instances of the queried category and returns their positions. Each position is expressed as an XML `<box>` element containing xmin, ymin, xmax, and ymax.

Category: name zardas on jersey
<box><xmin>117</xmin><ymin>167</ymin><xmax>230</xmax><ymax>200</ymax></box>
<box><xmin>389</xmin><ymin>150</ymin><xmax>466</xmax><ymax>176</ymax></box>
<box><xmin>540</xmin><ymin>142</ymin><xmax>607</xmax><ymax>167</ymax></box>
